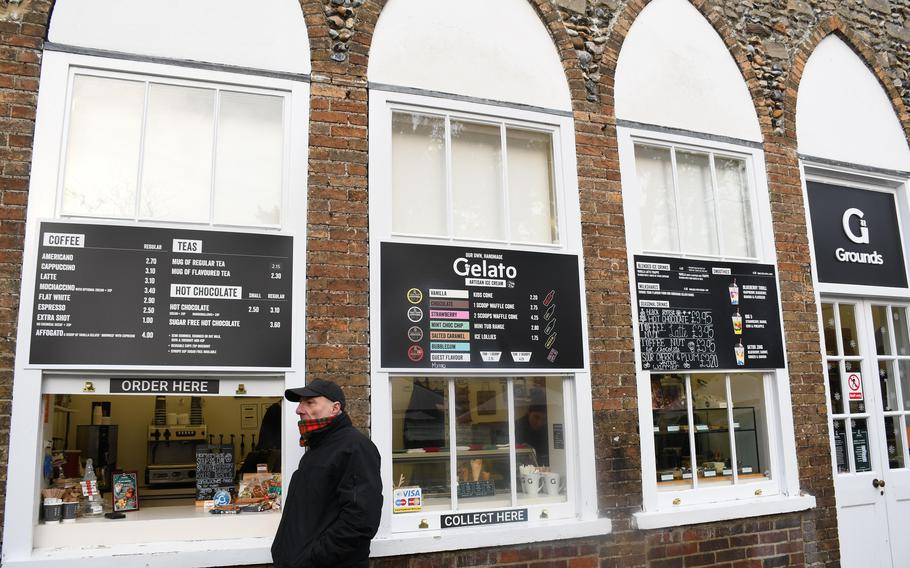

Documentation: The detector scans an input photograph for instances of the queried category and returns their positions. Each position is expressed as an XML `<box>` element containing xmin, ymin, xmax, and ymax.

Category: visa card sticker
<box><xmin>393</xmin><ymin>486</ymin><xmax>422</xmax><ymax>513</ymax></box>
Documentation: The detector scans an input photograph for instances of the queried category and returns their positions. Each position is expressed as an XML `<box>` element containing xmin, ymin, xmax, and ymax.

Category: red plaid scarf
<box><xmin>298</xmin><ymin>415</ymin><xmax>337</xmax><ymax>447</ymax></box>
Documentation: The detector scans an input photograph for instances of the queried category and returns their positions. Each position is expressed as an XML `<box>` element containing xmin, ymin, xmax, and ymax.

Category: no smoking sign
<box><xmin>845</xmin><ymin>371</ymin><xmax>864</xmax><ymax>401</ymax></box>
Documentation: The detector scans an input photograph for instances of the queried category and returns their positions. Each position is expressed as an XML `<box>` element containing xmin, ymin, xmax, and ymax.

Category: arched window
<box><xmin>615</xmin><ymin>0</ymin><xmax>812</xmax><ymax>529</ymax></box>
<box><xmin>367</xmin><ymin>0</ymin><xmax>608</xmax><ymax>555</ymax></box>
<box><xmin>5</xmin><ymin>2</ymin><xmax>310</xmax><ymax>565</ymax></box>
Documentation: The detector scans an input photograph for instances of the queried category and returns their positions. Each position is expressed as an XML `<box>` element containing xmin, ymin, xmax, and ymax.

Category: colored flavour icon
<box><xmin>732</xmin><ymin>310</ymin><xmax>742</xmax><ymax>335</ymax></box>
<box><xmin>734</xmin><ymin>340</ymin><xmax>745</xmax><ymax>366</ymax></box>
<box><xmin>728</xmin><ymin>279</ymin><xmax>739</xmax><ymax>305</ymax></box>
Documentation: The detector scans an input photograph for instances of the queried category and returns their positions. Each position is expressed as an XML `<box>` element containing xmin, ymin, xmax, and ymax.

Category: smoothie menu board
<box><xmin>380</xmin><ymin>242</ymin><xmax>584</xmax><ymax>369</ymax></box>
<box><xmin>30</xmin><ymin>222</ymin><xmax>292</xmax><ymax>367</ymax></box>
<box><xmin>633</xmin><ymin>255</ymin><xmax>785</xmax><ymax>371</ymax></box>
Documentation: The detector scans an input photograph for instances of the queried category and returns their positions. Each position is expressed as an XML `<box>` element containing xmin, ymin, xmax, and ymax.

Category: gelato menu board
<box><xmin>29</xmin><ymin>222</ymin><xmax>292</xmax><ymax>367</ymax></box>
<box><xmin>380</xmin><ymin>242</ymin><xmax>584</xmax><ymax>370</ymax></box>
<box><xmin>633</xmin><ymin>255</ymin><xmax>785</xmax><ymax>371</ymax></box>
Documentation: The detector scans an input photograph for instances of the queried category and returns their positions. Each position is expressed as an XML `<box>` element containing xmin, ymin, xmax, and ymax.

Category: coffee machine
<box><xmin>146</xmin><ymin>425</ymin><xmax>207</xmax><ymax>487</ymax></box>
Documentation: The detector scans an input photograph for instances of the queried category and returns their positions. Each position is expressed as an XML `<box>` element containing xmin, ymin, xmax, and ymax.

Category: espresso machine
<box><xmin>146</xmin><ymin>425</ymin><xmax>207</xmax><ymax>487</ymax></box>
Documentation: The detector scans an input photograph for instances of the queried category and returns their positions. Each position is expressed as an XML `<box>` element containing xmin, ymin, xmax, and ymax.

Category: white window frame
<box><xmin>368</xmin><ymin>89</ymin><xmax>609</xmax><ymax>555</ymax></box>
<box><xmin>2</xmin><ymin>50</ymin><xmax>309</xmax><ymax>567</ymax></box>
<box><xmin>56</xmin><ymin>68</ymin><xmax>292</xmax><ymax>230</ymax></box>
<box><xmin>618</xmin><ymin>126</ymin><xmax>814</xmax><ymax>528</ymax></box>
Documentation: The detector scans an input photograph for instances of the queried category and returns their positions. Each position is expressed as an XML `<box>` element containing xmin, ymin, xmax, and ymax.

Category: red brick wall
<box><xmin>0</xmin><ymin>0</ymin><xmax>52</xmax><ymax>546</ymax></box>
<box><xmin>6</xmin><ymin>0</ymin><xmax>910</xmax><ymax>565</ymax></box>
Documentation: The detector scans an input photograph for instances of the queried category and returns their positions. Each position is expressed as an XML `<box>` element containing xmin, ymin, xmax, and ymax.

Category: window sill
<box><xmin>371</xmin><ymin>515</ymin><xmax>612</xmax><ymax>557</ymax></box>
<box><xmin>633</xmin><ymin>493</ymin><xmax>816</xmax><ymax>530</ymax></box>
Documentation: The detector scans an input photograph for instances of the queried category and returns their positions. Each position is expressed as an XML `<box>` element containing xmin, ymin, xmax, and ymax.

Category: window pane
<box><xmin>872</xmin><ymin>305</ymin><xmax>892</xmax><ymax>355</ymax></box>
<box><xmin>730</xmin><ymin>374</ymin><xmax>770</xmax><ymax>482</ymax></box>
<box><xmin>880</xmin><ymin>361</ymin><xmax>898</xmax><ymax>412</ymax></box>
<box><xmin>634</xmin><ymin>145</ymin><xmax>677</xmax><ymax>251</ymax></box>
<box><xmin>451</xmin><ymin>121</ymin><xmax>503</xmax><ymax>240</ymax></box>
<box><xmin>391</xmin><ymin>377</ymin><xmax>450</xmax><ymax>512</ymax></box>
<box><xmin>851</xmin><ymin>418</ymin><xmax>872</xmax><ymax>472</ymax></box>
<box><xmin>139</xmin><ymin>84</ymin><xmax>214</xmax><ymax>222</ymax></box>
<box><xmin>822</xmin><ymin>303</ymin><xmax>838</xmax><ymax>356</ymax></box>
<box><xmin>839</xmin><ymin>304</ymin><xmax>859</xmax><ymax>357</ymax></box>
<box><xmin>899</xmin><ymin>359</ymin><xmax>910</xmax><ymax>411</ymax></box>
<box><xmin>454</xmin><ymin>379</ymin><xmax>511</xmax><ymax>509</ymax></box>
<box><xmin>833</xmin><ymin>419</ymin><xmax>849</xmax><ymax>473</ymax></box>
<box><xmin>213</xmin><ymin>91</ymin><xmax>283</xmax><ymax>226</ymax></box>
<box><xmin>828</xmin><ymin>361</ymin><xmax>844</xmax><ymax>414</ymax></box>
<box><xmin>515</xmin><ymin>378</ymin><xmax>566</xmax><ymax>504</ymax></box>
<box><xmin>691</xmin><ymin>374</ymin><xmax>732</xmax><ymax>486</ymax></box>
<box><xmin>391</xmin><ymin>112</ymin><xmax>446</xmax><ymax>236</ymax></box>
<box><xmin>715</xmin><ymin>157</ymin><xmax>755</xmax><ymax>257</ymax></box>
<box><xmin>845</xmin><ymin>360</ymin><xmax>866</xmax><ymax>414</ymax></box>
<box><xmin>884</xmin><ymin>415</ymin><xmax>906</xmax><ymax>469</ymax></box>
<box><xmin>507</xmin><ymin>129</ymin><xmax>557</xmax><ymax>244</ymax></box>
<box><xmin>651</xmin><ymin>375</ymin><xmax>692</xmax><ymax>490</ymax></box>
<box><xmin>893</xmin><ymin>307</ymin><xmax>910</xmax><ymax>355</ymax></box>
<box><xmin>676</xmin><ymin>151</ymin><xmax>718</xmax><ymax>255</ymax></box>
<box><xmin>61</xmin><ymin>75</ymin><xmax>145</xmax><ymax>217</ymax></box>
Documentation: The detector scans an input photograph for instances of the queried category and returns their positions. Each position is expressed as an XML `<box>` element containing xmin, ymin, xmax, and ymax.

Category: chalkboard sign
<box><xmin>633</xmin><ymin>255</ymin><xmax>785</xmax><ymax>371</ymax></box>
<box><xmin>195</xmin><ymin>444</ymin><xmax>235</xmax><ymax>500</ymax></box>
<box><xmin>380</xmin><ymin>242</ymin><xmax>584</xmax><ymax>370</ymax></box>
<box><xmin>30</xmin><ymin>222</ymin><xmax>292</xmax><ymax>367</ymax></box>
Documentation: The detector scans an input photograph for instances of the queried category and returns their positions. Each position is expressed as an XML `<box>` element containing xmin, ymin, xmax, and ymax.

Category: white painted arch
<box><xmin>615</xmin><ymin>0</ymin><xmax>761</xmax><ymax>142</ymax></box>
<box><xmin>48</xmin><ymin>0</ymin><xmax>311</xmax><ymax>75</ymax></box>
<box><xmin>368</xmin><ymin>0</ymin><xmax>572</xmax><ymax>112</ymax></box>
<box><xmin>797</xmin><ymin>36</ymin><xmax>910</xmax><ymax>171</ymax></box>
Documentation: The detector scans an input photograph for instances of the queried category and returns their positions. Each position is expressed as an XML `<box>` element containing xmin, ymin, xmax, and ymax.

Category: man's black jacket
<box><xmin>271</xmin><ymin>412</ymin><xmax>383</xmax><ymax>568</ymax></box>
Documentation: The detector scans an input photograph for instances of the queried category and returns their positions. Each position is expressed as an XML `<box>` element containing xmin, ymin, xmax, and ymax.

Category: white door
<box><xmin>823</xmin><ymin>300</ymin><xmax>910</xmax><ymax>568</ymax></box>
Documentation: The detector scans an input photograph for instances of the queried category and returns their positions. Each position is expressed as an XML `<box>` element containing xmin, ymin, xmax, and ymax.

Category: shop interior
<box><xmin>41</xmin><ymin>392</ymin><xmax>283</xmax><ymax>521</ymax></box>
<box><xmin>391</xmin><ymin>376</ymin><xmax>568</xmax><ymax>513</ymax></box>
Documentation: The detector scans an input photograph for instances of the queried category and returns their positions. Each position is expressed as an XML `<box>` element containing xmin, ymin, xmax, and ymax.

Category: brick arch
<box><xmin>298</xmin><ymin>0</ymin><xmax>583</xmax><ymax>102</ymax></box>
<box><xmin>602</xmin><ymin>0</ymin><xmax>771</xmax><ymax>139</ymax></box>
<box><xmin>786</xmin><ymin>16</ymin><xmax>910</xmax><ymax>142</ymax></box>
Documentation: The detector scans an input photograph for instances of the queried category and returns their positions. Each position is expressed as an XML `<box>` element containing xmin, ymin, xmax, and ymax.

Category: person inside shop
<box><xmin>238</xmin><ymin>402</ymin><xmax>281</xmax><ymax>475</ymax></box>
<box><xmin>515</xmin><ymin>389</ymin><xmax>549</xmax><ymax>466</ymax></box>
<box><xmin>271</xmin><ymin>379</ymin><xmax>382</xmax><ymax>568</ymax></box>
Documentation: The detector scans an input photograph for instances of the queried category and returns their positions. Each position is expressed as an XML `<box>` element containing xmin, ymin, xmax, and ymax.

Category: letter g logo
<box><xmin>842</xmin><ymin>208</ymin><xmax>870</xmax><ymax>244</ymax></box>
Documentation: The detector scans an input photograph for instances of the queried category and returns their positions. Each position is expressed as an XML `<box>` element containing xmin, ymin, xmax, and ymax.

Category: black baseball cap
<box><xmin>285</xmin><ymin>379</ymin><xmax>346</xmax><ymax>409</ymax></box>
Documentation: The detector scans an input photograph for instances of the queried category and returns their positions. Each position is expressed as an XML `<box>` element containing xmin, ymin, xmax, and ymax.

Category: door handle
<box><xmin>872</xmin><ymin>478</ymin><xmax>886</xmax><ymax>489</ymax></box>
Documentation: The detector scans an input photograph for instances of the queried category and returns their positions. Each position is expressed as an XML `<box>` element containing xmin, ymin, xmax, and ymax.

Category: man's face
<box><xmin>527</xmin><ymin>410</ymin><xmax>546</xmax><ymax>431</ymax></box>
<box><xmin>297</xmin><ymin>395</ymin><xmax>341</xmax><ymax>420</ymax></box>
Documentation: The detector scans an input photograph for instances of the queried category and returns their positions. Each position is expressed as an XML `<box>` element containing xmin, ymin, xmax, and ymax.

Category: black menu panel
<box><xmin>634</xmin><ymin>255</ymin><xmax>785</xmax><ymax>371</ymax></box>
<box><xmin>380</xmin><ymin>242</ymin><xmax>584</xmax><ymax>369</ymax></box>
<box><xmin>30</xmin><ymin>222</ymin><xmax>292</xmax><ymax>367</ymax></box>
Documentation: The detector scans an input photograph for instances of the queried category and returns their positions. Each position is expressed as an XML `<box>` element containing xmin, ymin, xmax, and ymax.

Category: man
<box><xmin>271</xmin><ymin>379</ymin><xmax>383</xmax><ymax>568</ymax></box>
<box><xmin>515</xmin><ymin>389</ymin><xmax>549</xmax><ymax>466</ymax></box>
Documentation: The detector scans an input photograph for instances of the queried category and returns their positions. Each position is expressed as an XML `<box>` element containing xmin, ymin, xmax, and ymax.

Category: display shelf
<box><xmin>652</xmin><ymin>406</ymin><xmax>762</xmax><ymax>485</ymax></box>
<box><xmin>655</xmin><ymin>472</ymin><xmax>768</xmax><ymax>487</ymax></box>
<box><xmin>392</xmin><ymin>447</ymin><xmax>537</xmax><ymax>461</ymax></box>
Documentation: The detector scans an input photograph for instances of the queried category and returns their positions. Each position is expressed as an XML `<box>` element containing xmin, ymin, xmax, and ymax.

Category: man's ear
<box><xmin>332</xmin><ymin>401</ymin><xmax>342</xmax><ymax>416</ymax></box>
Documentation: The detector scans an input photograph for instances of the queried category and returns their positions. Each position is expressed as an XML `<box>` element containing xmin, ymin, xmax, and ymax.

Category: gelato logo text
<box><xmin>453</xmin><ymin>257</ymin><xmax>517</xmax><ymax>279</ymax></box>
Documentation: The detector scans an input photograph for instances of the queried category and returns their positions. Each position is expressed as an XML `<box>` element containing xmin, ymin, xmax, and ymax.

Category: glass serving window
<box><xmin>60</xmin><ymin>73</ymin><xmax>286</xmax><ymax>227</ymax></box>
<box><xmin>390</xmin><ymin>110</ymin><xmax>559</xmax><ymax>245</ymax></box>
<box><xmin>39</xmin><ymin>392</ymin><xmax>283</xmax><ymax>536</ymax></box>
<box><xmin>651</xmin><ymin>372</ymin><xmax>771</xmax><ymax>490</ymax></box>
<box><xmin>391</xmin><ymin>376</ymin><xmax>568</xmax><ymax>516</ymax></box>
<box><xmin>869</xmin><ymin>304</ymin><xmax>910</xmax><ymax>470</ymax></box>
<box><xmin>633</xmin><ymin>143</ymin><xmax>756</xmax><ymax>258</ymax></box>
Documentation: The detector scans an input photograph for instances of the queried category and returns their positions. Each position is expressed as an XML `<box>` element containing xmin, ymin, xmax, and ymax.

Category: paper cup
<box><xmin>43</xmin><ymin>498</ymin><xmax>62</xmax><ymax>523</ymax></box>
<box><xmin>61</xmin><ymin>501</ymin><xmax>79</xmax><ymax>523</ymax></box>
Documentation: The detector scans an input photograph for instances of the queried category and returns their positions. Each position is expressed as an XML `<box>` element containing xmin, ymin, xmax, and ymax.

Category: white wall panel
<box><xmin>368</xmin><ymin>0</ymin><xmax>572</xmax><ymax>112</ymax></box>
<box><xmin>797</xmin><ymin>36</ymin><xmax>910</xmax><ymax>171</ymax></box>
<box><xmin>615</xmin><ymin>0</ymin><xmax>761</xmax><ymax>142</ymax></box>
<box><xmin>49</xmin><ymin>0</ymin><xmax>311</xmax><ymax>74</ymax></box>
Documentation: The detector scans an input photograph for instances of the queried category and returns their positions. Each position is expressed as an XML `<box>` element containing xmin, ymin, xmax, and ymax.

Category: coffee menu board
<box><xmin>195</xmin><ymin>444</ymin><xmax>235</xmax><ymax>501</ymax></box>
<box><xmin>30</xmin><ymin>222</ymin><xmax>292</xmax><ymax>367</ymax></box>
<box><xmin>633</xmin><ymin>255</ymin><xmax>785</xmax><ymax>371</ymax></box>
<box><xmin>380</xmin><ymin>242</ymin><xmax>584</xmax><ymax>369</ymax></box>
